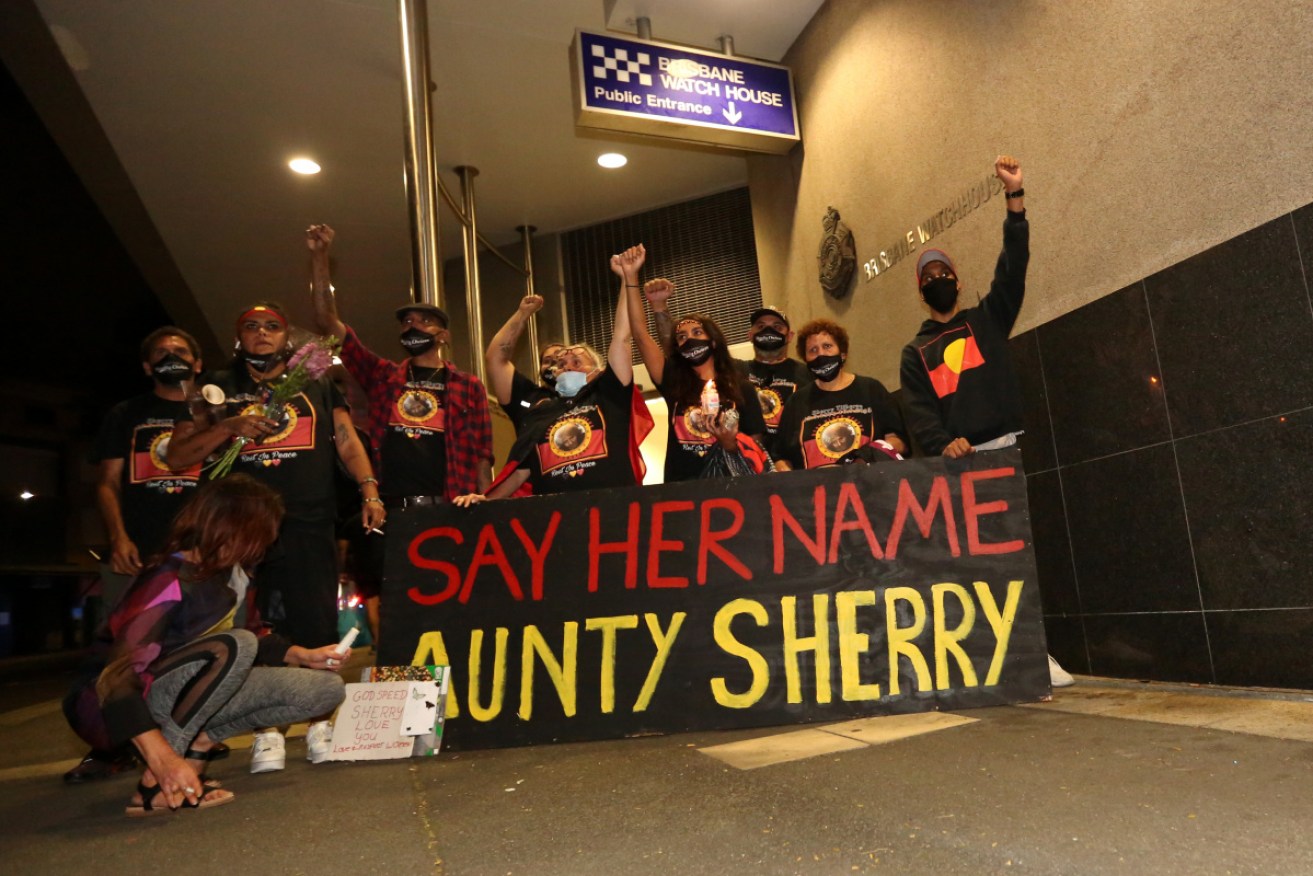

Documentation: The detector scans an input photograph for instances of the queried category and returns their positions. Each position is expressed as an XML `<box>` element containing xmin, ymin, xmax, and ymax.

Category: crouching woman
<box><xmin>63</xmin><ymin>474</ymin><xmax>347</xmax><ymax>816</ymax></box>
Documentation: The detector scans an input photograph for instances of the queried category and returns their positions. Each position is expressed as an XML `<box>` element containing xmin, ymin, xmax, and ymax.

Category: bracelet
<box><xmin>1004</xmin><ymin>188</ymin><xmax>1025</xmax><ymax>199</ymax></box>
<box><xmin>363</xmin><ymin>497</ymin><xmax>384</xmax><ymax>506</ymax></box>
<box><xmin>358</xmin><ymin>476</ymin><xmax>378</xmax><ymax>489</ymax></box>
<box><xmin>626</xmin><ymin>284</ymin><xmax>642</xmax><ymax>288</ymax></box>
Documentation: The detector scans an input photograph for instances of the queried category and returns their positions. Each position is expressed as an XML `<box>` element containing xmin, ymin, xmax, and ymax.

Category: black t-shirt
<box><xmin>379</xmin><ymin>363</ymin><xmax>448</xmax><ymax>499</ymax></box>
<box><xmin>508</xmin><ymin>366</ymin><xmax>636</xmax><ymax>494</ymax></box>
<box><xmin>92</xmin><ymin>393</ymin><xmax>202</xmax><ymax>556</ymax></box>
<box><xmin>657</xmin><ymin>372</ymin><xmax>768</xmax><ymax>483</ymax></box>
<box><xmin>214</xmin><ymin>369</ymin><xmax>346</xmax><ymax>521</ymax></box>
<box><xmin>776</xmin><ymin>375</ymin><xmax>906</xmax><ymax>470</ymax></box>
<box><xmin>505</xmin><ymin>370</ymin><xmax>558</xmax><ymax>432</ymax></box>
<box><xmin>734</xmin><ymin>357</ymin><xmax>813</xmax><ymax>454</ymax></box>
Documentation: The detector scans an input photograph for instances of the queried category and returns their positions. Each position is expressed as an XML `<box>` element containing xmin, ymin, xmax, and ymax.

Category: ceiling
<box><xmin>23</xmin><ymin>0</ymin><xmax>821</xmax><ymax>357</ymax></box>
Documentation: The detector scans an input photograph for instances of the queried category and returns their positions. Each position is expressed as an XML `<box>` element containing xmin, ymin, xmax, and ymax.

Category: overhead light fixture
<box><xmin>597</xmin><ymin>153</ymin><xmax>628</xmax><ymax>169</ymax></box>
<box><xmin>289</xmin><ymin>157</ymin><xmax>321</xmax><ymax>175</ymax></box>
<box><xmin>19</xmin><ymin>490</ymin><xmax>34</xmax><ymax>500</ymax></box>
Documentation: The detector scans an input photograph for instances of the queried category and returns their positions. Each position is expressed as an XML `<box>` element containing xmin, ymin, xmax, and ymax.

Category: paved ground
<box><xmin>5</xmin><ymin>652</ymin><xmax>1313</xmax><ymax>875</ymax></box>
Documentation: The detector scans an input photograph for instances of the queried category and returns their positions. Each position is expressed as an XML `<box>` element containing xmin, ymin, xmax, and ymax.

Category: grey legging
<box><xmin>145</xmin><ymin>629</ymin><xmax>344</xmax><ymax>752</ymax></box>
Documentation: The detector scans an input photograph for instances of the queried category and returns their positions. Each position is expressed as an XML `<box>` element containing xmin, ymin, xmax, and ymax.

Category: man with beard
<box><xmin>733</xmin><ymin>305</ymin><xmax>813</xmax><ymax>458</ymax></box>
<box><xmin>486</xmin><ymin>293</ymin><xmax>564</xmax><ymax>432</ymax></box>
<box><xmin>305</xmin><ymin>224</ymin><xmax>492</xmax><ymax>510</ymax></box>
<box><xmin>66</xmin><ymin>327</ymin><xmax>207</xmax><ymax>783</ymax></box>
<box><xmin>898</xmin><ymin>155</ymin><xmax>1073</xmax><ymax>688</ymax></box>
<box><xmin>166</xmin><ymin>301</ymin><xmax>385</xmax><ymax>770</ymax></box>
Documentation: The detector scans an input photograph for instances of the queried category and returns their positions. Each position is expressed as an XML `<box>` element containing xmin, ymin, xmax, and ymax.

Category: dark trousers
<box><xmin>254</xmin><ymin>517</ymin><xmax>338</xmax><ymax>649</ymax></box>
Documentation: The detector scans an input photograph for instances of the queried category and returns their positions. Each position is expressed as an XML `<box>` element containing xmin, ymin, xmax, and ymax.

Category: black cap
<box><xmin>748</xmin><ymin>305</ymin><xmax>789</xmax><ymax>327</ymax></box>
<box><xmin>395</xmin><ymin>302</ymin><xmax>449</xmax><ymax>327</ymax></box>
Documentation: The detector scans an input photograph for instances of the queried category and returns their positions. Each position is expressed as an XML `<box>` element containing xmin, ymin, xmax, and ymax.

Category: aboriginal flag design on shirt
<box><xmin>536</xmin><ymin>404</ymin><xmax>609</xmax><ymax>477</ymax></box>
<box><xmin>388</xmin><ymin>378</ymin><xmax>446</xmax><ymax>437</ymax></box>
<box><xmin>129</xmin><ymin>423</ymin><xmax>201</xmax><ymax>490</ymax></box>
<box><xmin>918</xmin><ymin>324</ymin><xmax>986</xmax><ymax>398</ymax></box>
<box><xmin>801</xmin><ymin>413</ymin><xmax>867</xmax><ymax>469</ymax></box>
<box><xmin>672</xmin><ymin>405</ymin><xmax>717</xmax><ymax>456</ymax></box>
<box><xmin>236</xmin><ymin>392</ymin><xmax>317</xmax><ymax>458</ymax></box>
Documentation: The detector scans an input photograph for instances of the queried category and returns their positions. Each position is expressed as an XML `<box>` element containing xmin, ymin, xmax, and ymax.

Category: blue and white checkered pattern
<box><xmin>591</xmin><ymin>44</ymin><xmax>652</xmax><ymax>86</ymax></box>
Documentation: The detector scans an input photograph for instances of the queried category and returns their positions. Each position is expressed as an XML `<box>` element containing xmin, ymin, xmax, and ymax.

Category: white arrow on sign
<box><xmin>722</xmin><ymin>101</ymin><xmax>742</xmax><ymax>125</ymax></box>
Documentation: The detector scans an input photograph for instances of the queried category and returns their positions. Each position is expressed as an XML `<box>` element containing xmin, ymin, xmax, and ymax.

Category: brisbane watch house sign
<box><xmin>571</xmin><ymin>30</ymin><xmax>800</xmax><ymax>154</ymax></box>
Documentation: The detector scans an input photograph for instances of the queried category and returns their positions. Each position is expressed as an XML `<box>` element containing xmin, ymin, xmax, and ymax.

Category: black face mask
<box><xmin>151</xmin><ymin>354</ymin><xmax>193</xmax><ymax>386</ymax></box>
<box><xmin>751</xmin><ymin>329</ymin><xmax>787</xmax><ymax>352</ymax></box>
<box><xmin>244</xmin><ymin>350</ymin><xmax>284</xmax><ymax>373</ymax></box>
<box><xmin>400</xmin><ymin>327</ymin><xmax>437</xmax><ymax>356</ymax></box>
<box><xmin>921</xmin><ymin>276</ymin><xmax>959</xmax><ymax>314</ymax></box>
<box><xmin>678</xmin><ymin>338</ymin><xmax>714</xmax><ymax>366</ymax></box>
<box><xmin>808</xmin><ymin>353</ymin><xmax>844</xmax><ymax>382</ymax></box>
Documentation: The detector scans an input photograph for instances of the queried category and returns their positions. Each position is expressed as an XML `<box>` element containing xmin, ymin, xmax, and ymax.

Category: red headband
<box><xmin>236</xmin><ymin>306</ymin><xmax>288</xmax><ymax>332</ymax></box>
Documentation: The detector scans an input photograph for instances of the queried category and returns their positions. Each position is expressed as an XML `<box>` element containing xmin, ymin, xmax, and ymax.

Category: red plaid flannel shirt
<box><xmin>340</xmin><ymin>326</ymin><xmax>492</xmax><ymax>499</ymax></box>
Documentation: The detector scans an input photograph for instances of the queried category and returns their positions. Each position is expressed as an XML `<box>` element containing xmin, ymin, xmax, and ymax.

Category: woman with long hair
<box><xmin>626</xmin><ymin>275</ymin><xmax>768</xmax><ymax>481</ymax></box>
<box><xmin>63</xmin><ymin>475</ymin><xmax>347</xmax><ymax>817</ymax></box>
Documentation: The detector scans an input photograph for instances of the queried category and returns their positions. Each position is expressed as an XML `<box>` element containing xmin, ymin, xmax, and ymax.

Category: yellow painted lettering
<box><xmin>634</xmin><ymin>612</ymin><xmax>685</xmax><ymax>712</ymax></box>
<box><xmin>781</xmin><ymin>594</ymin><xmax>832</xmax><ymax>704</ymax></box>
<box><xmin>710</xmin><ymin>599</ymin><xmax>770</xmax><ymax>708</ymax></box>
<box><xmin>467</xmin><ymin>627</ymin><xmax>509</xmax><ymax>721</ymax></box>
<box><xmin>974</xmin><ymin>580</ymin><xmax>1024</xmax><ymax>686</ymax></box>
<box><xmin>932</xmin><ymin>583</ymin><xmax>978</xmax><ymax>690</ymax></box>
<box><xmin>884</xmin><ymin>587</ymin><xmax>931</xmax><ymax>695</ymax></box>
<box><xmin>585</xmin><ymin>615</ymin><xmax>639</xmax><ymax>714</ymax></box>
<box><xmin>519</xmin><ymin>622</ymin><xmax>579</xmax><ymax>720</ymax></box>
<box><xmin>836</xmin><ymin>590</ymin><xmax>880</xmax><ymax>702</ymax></box>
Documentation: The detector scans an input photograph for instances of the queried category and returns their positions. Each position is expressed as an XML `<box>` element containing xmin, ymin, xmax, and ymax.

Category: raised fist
<box><xmin>994</xmin><ymin>155</ymin><xmax>1022</xmax><ymax>193</ymax></box>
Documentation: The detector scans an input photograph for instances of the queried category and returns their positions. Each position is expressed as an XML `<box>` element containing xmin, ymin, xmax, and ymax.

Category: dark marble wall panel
<box><xmin>1010</xmin><ymin>330</ymin><xmax>1057</xmax><ymax>473</ymax></box>
<box><xmin>1083</xmin><ymin>612</ymin><xmax>1212</xmax><ymax>683</ymax></box>
<box><xmin>1207</xmin><ymin>609</ymin><xmax>1313</xmax><ymax>689</ymax></box>
<box><xmin>1026</xmin><ymin>470</ymin><xmax>1080</xmax><ymax>616</ymax></box>
<box><xmin>1176</xmin><ymin>409</ymin><xmax>1313</xmax><ymax>610</ymax></box>
<box><xmin>1060</xmin><ymin>445</ymin><xmax>1199</xmax><ymax>614</ymax></box>
<box><xmin>1037</xmin><ymin>284</ymin><xmax>1171</xmax><ymax>466</ymax></box>
<box><xmin>1145</xmin><ymin>217</ymin><xmax>1313</xmax><ymax>438</ymax></box>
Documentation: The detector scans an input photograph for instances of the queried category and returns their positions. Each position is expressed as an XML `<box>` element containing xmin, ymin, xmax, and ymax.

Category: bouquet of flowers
<box><xmin>207</xmin><ymin>336</ymin><xmax>340</xmax><ymax>479</ymax></box>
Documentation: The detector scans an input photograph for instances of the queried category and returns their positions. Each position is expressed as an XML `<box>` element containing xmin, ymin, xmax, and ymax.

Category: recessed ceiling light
<box><xmin>289</xmin><ymin>158</ymin><xmax>321</xmax><ymax>175</ymax></box>
<box><xmin>19</xmin><ymin>490</ymin><xmax>34</xmax><ymax>501</ymax></box>
<box><xmin>597</xmin><ymin>153</ymin><xmax>628</xmax><ymax>169</ymax></box>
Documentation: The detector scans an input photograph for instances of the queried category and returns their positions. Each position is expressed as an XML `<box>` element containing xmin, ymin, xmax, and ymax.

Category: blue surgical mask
<box><xmin>555</xmin><ymin>370</ymin><xmax>589</xmax><ymax>398</ymax></box>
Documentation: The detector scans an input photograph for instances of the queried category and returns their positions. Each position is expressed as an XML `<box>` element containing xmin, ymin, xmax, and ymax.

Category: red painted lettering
<box><xmin>458</xmin><ymin>524</ymin><xmax>523</xmax><ymax>604</ymax></box>
<box><xmin>829</xmin><ymin>482</ymin><xmax>884</xmax><ymax>562</ymax></box>
<box><xmin>885</xmin><ymin>476</ymin><xmax>960</xmax><ymax>558</ymax></box>
<box><xmin>961</xmin><ymin>468</ymin><xmax>1025</xmax><ymax>555</ymax></box>
<box><xmin>698</xmin><ymin>498</ymin><xmax>750</xmax><ymax>584</ymax></box>
<box><xmin>647</xmin><ymin>500</ymin><xmax>694</xmax><ymax>588</ymax></box>
<box><xmin>510</xmin><ymin>513</ymin><xmax>561</xmax><ymax>601</ymax></box>
<box><xmin>771</xmin><ymin>486</ymin><xmax>828</xmax><ymax>572</ymax></box>
<box><xmin>589</xmin><ymin>502</ymin><xmax>640</xmax><ymax>592</ymax></box>
<box><xmin>406</xmin><ymin>527</ymin><xmax>463</xmax><ymax>605</ymax></box>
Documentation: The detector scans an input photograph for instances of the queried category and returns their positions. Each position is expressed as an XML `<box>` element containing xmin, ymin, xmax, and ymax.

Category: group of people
<box><xmin>64</xmin><ymin>154</ymin><xmax>1066</xmax><ymax>816</ymax></box>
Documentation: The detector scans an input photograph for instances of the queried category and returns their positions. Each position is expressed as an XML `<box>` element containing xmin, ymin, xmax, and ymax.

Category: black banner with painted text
<box><xmin>378</xmin><ymin>448</ymin><xmax>1048</xmax><ymax>749</ymax></box>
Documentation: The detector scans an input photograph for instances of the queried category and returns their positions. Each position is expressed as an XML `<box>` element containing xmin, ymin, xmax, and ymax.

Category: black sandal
<box><xmin>184</xmin><ymin>742</ymin><xmax>230</xmax><ymax>787</ymax></box>
<box><xmin>125</xmin><ymin>780</ymin><xmax>234</xmax><ymax>817</ymax></box>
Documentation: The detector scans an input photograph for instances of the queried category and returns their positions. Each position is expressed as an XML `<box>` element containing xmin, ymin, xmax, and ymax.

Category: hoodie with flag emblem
<box><xmin>899</xmin><ymin>210</ymin><xmax>1029</xmax><ymax>455</ymax></box>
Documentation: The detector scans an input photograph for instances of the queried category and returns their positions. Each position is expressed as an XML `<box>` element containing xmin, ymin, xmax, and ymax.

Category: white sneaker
<box><xmin>250</xmin><ymin>730</ymin><xmax>286</xmax><ymax>773</ymax></box>
<box><xmin>306</xmin><ymin>721</ymin><xmax>333</xmax><ymax>764</ymax></box>
<box><xmin>1048</xmin><ymin>654</ymin><xmax>1075</xmax><ymax>688</ymax></box>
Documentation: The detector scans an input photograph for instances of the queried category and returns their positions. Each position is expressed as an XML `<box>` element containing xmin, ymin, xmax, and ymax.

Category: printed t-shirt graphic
<box><xmin>671</xmin><ymin>404</ymin><xmax>717</xmax><ymax>458</ymax></box>
<box><xmin>918</xmin><ymin>324</ymin><xmax>986</xmax><ymax>398</ymax></box>
<box><xmin>536</xmin><ymin>404</ymin><xmax>610</xmax><ymax>476</ymax></box>
<box><xmin>389</xmin><ymin>376</ymin><xmax>446</xmax><ymax>436</ymax></box>
<box><xmin>130</xmin><ymin>421</ymin><xmax>201</xmax><ymax>489</ymax></box>
<box><xmin>801</xmin><ymin>409</ymin><xmax>869</xmax><ymax>469</ymax></box>
<box><xmin>236</xmin><ymin>392</ymin><xmax>317</xmax><ymax>457</ymax></box>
